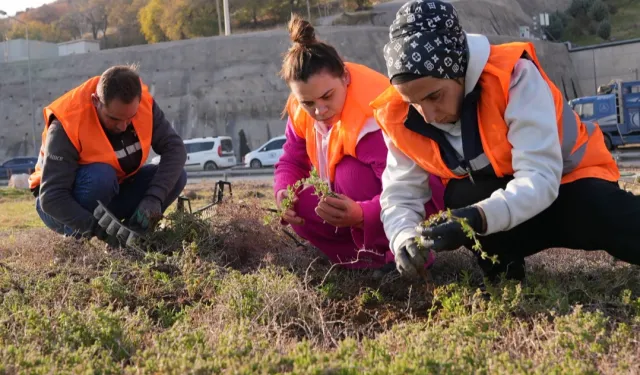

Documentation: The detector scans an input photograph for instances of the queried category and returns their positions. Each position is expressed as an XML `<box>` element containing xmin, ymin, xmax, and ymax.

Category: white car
<box><xmin>243</xmin><ymin>135</ymin><xmax>286</xmax><ymax>168</ymax></box>
<box><xmin>151</xmin><ymin>136</ymin><xmax>237</xmax><ymax>171</ymax></box>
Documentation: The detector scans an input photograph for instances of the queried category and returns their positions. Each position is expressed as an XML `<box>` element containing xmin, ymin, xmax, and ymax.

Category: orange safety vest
<box><xmin>28</xmin><ymin>76</ymin><xmax>154</xmax><ymax>189</ymax></box>
<box><xmin>285</xmin><ymin>62</ymin><xmax>390</xmax><ymax>181</ymax></box>
<box><xmin>370</xmin><ymin>42</ymin><xmax>620</xmax><ymax>185</ymax></box>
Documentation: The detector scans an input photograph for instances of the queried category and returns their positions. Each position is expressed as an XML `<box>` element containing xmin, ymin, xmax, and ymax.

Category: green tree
<box><xmin>138</xmin><ymin>0</ymin><xmax>167</xmax><ymax>43</ymax></box>
<box><xmin>597</xmin><ymin>19</ymin><xmax>611</xmax><ymax>40</ymax></box>
<box><xmin>233</xmin><ymin>0</ymin><xmax>264</xmax><ymax>28</ymax></box>
<box><xmin>567</xmin><ymin>0</ymin><xmax>595</xmax><ymax>17</ymax></box>
<box><xmin>547</xmin><ymin>11</ymin><xmax>568</xmax><ymax>41</ymax></box>
<box><xmin>108</xmin><ymin>0</ymin><xmax>147</xmax><ymax>47</ymax></box>
<box><xmin>54</xmin><ymin>12</ymin><xmax>85</xmax><ymax>40</ymax></box>
<box><xmin>80</xmin><ymin>0</ymin><xmax>111</xmax><ymax>40</ymax></box>
<box><xmin>6</xmin><ymin>20</ymin><xmax>64</xmax><ymax>43</ymax></box>
<box><xmin>588</xmin><ymin>0</ymin><xmax>609</xmax><ymax>22</ymax></box>
<box><xmin>185</xmin><ymin>0</ymin><xmax>219</xmax><ymax>38</ymax></box>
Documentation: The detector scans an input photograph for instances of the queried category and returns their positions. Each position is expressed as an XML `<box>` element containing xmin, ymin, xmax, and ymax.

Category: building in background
<box><xmin>58</xmin><ymin>39</ymin><xmax>100</xmax><ymax>57</ymax></box>
<box><xmin>1</xmin><ymin>38</ymin><xmax>101</xmax><ymax>63</ymax></box>
<box><xmin>0</xmin><ymin>38</ymin><xmax>58</xmax><ymax>62</ymax></box>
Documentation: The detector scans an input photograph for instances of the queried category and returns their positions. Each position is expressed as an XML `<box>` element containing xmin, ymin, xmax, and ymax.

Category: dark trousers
<box><xmin>36</xmin><ymin>163</ymin><xmax>187</xmax><ymax>236</ymax></box>
<box><xmin>444</xmin><ymin>176</ymin><xmax>640</xmax><ymax>281</ymax></box>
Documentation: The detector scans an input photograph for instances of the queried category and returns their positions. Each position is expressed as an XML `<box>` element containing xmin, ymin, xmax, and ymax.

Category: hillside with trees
<box><xmin>546</xmin><ymin>0</ymin><xmax>640</xmax><ymax>45</ymax></box>
<box><xmin>0</xmin><ymin>0</ymin><xmax>374</xmax><ymax>49</ymax></box>
<box><xmin>0</xmin><ymin>0</ymin><xmax>638</xmax><ymax>50</ymax></box>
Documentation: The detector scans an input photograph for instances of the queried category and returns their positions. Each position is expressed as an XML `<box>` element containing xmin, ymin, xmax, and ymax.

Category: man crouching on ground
<box><xmin>29</xmin><ymin>64</ymin><xmax>187</xmax><ymax>244</ymax></box>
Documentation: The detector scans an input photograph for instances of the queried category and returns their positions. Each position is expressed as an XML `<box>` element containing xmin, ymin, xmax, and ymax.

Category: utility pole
<box><xmin>223</xmin><ymin>0</ymin><xmax>231</xmax><ymax>36</ymax></box>
<box><xmin>0</xmin><ymin>10</ymin><xmax>37</xmax><ymax>155</ymax></box>
<box><xmin>216</xmin><ymin>0</ymin><xmax>223</xmax><ymax>36</ymax></box>
<box><xmin>306</xmin><ymin>0</ymin><xmax>312</xmax><ymax>20</ymax></box>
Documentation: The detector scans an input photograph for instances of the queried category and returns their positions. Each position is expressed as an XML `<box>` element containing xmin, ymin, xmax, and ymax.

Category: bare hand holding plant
<box><xmin>315</xmin><ymin>194</ymin><xmax>364</xmax><ymax>228</ymax></box>
<box><xmin>276</xmin><ymin>185</ymin><xmax>305</xmax><ymax>226</ymax></box>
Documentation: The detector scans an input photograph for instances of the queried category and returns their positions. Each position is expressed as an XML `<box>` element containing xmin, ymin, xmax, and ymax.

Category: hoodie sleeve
<box><xmin>379</xmin><ymin>131</ymin><xmax>435</xmax><ymax>255</ymax></box>
<box><xmin>39</xmin><ymin>120</ymin><xmax>96</xmax><ymax>235</ymax></box>
<box><xmin>475</xmin><ymin>58</ymin><xmax>563</xmax><ymax>235</ymax></box>
<box><xmin>273</xmin><ymin>117</ymin><xmax>312</xmax><ymax>196</ymax></box>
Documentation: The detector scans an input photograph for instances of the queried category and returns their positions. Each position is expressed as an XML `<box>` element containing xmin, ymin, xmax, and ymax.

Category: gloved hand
<box><xmin>416</xmin><ymin>206</ymin><xmax>486</xmax><ymax>252</ymax></box>
<box><xmin>88</xmin><ymin>218</ymin><xmax>121</xmax><ymax>248</ymax></box>
<box><xmin>129</xmin><ymin>196</ymin><xmax>163</xmax><ymax>232</ymax></box>
<box><xmin>394</xmin><ymin>237</ymin><xmax>433</xmax><ymax>279</ymax></box>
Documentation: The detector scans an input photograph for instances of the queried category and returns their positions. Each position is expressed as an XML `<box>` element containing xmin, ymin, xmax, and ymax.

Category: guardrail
<box><xmin>187</xmin><ymin>167</ymin><xmax>274</xmax><ymax>178</ymax></box>
<box><xmin>5</xmin><ymin>153</ymin><xmax>640</xmax><ymax>185</ymax></box>
<box><xmin>612</xmin><ymin>151</ymin><xmax>640</xmax><ymax>169</ymax></box>
<box><xmin>0</xmin><ymin>167</ymin><xmax>276</xmax><ymax>185</ymax></box>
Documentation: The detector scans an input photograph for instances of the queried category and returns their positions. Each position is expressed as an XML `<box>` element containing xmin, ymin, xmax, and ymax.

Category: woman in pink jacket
<box><xmin>273</xmin><ymin>15</ymin><xmax>445</xmax><ymax>269</ymax></box>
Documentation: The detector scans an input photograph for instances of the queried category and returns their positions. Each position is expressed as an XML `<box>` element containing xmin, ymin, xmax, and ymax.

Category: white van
<box><xmin>151</xmin><ymin>136</ymin><xmax>237</xmax><ymax>170</ymax></box>
<box><xmin>243</xmin><ymin>135</ymin><xmax>286</xmax><ymax>168</ymax></box>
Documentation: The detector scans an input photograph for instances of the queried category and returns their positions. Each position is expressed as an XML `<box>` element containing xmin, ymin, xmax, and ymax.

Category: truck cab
<box><xmin>568</xmin><ymin>80</ymin><xmax>640</xmax><ymax>150</ymax></box>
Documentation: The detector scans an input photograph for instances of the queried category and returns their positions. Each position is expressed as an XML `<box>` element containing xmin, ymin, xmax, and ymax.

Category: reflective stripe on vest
<box><xmin>28</xmin><ymin>77</ymin><xmax>154</xmax><ymax>190</ymax></box>
<box><xmin>559</xmin><ymin>100</ymin><xmax>598</xmax><ymax>175</ymax></box>
<box><xmin>370</xmin><ymin>42</ymin><xmax>619</xmax><ymax>185</ymax></box>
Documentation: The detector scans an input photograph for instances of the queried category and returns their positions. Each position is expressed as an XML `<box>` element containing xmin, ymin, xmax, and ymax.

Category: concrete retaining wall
<box><xmin>0</xmin><ymin>26</ymin><xmax>580</xmax><ymax>159</ymax></box>
<box><xmin>569</xmin><ymin>39</ymin><xmax>640</xmax><ymax>97</ymax></box>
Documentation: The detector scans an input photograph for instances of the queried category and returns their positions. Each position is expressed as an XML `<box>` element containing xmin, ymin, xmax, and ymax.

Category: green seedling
<box><xmin>263</xmin><ymin>167</ymin><xmax>338</xmax><ymax>225</ymax></box>
<box><xmin>417</xmin><ymin>209</ymin><xmax>498</xmax><ymax>265</ymax></box>
<box><xmin>304</xmin><ymin>167</ymin><xmax>338</xmax><ymax>200</ymax></box>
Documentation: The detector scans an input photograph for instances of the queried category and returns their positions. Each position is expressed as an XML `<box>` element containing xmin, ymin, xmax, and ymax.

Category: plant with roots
<box><xmin>303</xmin><ymin>167</ymin><xmax>338</xmax><ymax>199</ymax></box>
<box><xmin>417</xmin><ymin>209</ymin><xmax>498</xmax><ymax>265</ymax></box>
<box><xmin>263</xmin><ymin>167</ymin><xmax>337</xmax><ymax>225</ymax></box>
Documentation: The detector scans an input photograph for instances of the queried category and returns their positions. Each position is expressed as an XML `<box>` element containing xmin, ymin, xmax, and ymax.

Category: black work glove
<box><xmin>416</xmin><ymin>206</ymin><xmax>486</xmax><ymax>252</ymax></box>
<box><xmin>394</xmin><ymin>237</ymin><xmax>431</xmax><ymax>279</ymax></box>
<box><xmin>129</xmin><ymin>196</ymin><xmax>163</xmax><ymax>232</ymax></box>
<box><xmin>88</xmin><ymin>218</ymin><xmax>121</xmax><ymax>248</ymax></box>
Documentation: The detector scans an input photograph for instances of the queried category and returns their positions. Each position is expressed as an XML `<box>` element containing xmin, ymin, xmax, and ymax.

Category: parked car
<box><xmin>150</xmin><ymin>136</ymin><xmax>236</xmax><ymax>171</ymax></box>
<box><xmin>0</xmin><ymin>157</ymin><xmax>38</xmax><ymax>178</ymax></box>
<box><xmin>243</xmin><ymin>135</ymin><xmax>286</xmax><ymax>168</ymax></box>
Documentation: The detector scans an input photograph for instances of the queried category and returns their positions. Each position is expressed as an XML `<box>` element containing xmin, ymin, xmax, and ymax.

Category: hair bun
<box><xmin>288</xmin><ymin>14</ymin><xmax>316</xmax><ymax>46</ymax></box>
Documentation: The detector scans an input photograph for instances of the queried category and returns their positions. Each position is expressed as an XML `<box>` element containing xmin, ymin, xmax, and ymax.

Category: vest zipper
<box><xmin>467</xmin><ymin>166</ymin><xmax>475</xmax><ymax>184</ymax></box>
<box><xmin>461</xmin><ymin>160</ymin><xmax>475</xmax><ymax>185</ymax></box>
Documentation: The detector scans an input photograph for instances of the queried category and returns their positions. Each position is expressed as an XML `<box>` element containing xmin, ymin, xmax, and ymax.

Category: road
<box><xmin>0</xmin><ymin>167</ymin><xmax>276</xmax><ymax>187</ymax></box>
<box><xmin>186</xmin><ymin>173</ymin><xmax>273</xmax><ymax>185</ymax></box>
<box><xmin>5</xmin><ymin>149</ymin><xmax>640</xmax><ymax>186</ymax></box>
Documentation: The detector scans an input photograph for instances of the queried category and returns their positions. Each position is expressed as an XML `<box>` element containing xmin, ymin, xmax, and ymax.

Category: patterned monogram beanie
<box><xmin>383</xmin><ymin>0</ymin><xmax>469</xmax><ymax>83</ymax></box>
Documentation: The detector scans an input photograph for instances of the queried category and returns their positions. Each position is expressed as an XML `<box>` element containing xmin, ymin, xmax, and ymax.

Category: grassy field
<box><xmin>0</xmin><ymin>181</ymin><xmax>639</xmax><ymax>374</ymax></box>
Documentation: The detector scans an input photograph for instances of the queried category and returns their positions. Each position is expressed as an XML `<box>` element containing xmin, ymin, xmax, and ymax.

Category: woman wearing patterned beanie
<box><xmin>371</xmin><ymin>0</ymin><xmax>639</xmax><ymax>281</ymax></box>
<box><xmin>274</xmin><ymin>14</ymin><xmax>446</xmax><ymax>269</ymax></box>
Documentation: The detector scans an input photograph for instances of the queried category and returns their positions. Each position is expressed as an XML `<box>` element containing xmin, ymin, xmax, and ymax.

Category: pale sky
<box><xmin>0</xmin><ymin>0</ymin><xmax>56</xmax><ymax>17</ymax></box>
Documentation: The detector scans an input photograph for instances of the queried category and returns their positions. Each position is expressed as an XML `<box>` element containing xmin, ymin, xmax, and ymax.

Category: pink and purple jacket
<box><xmin>274</xmin><ymin>117</ymin><xmax>445</xmax><ymax>268</ymax></box>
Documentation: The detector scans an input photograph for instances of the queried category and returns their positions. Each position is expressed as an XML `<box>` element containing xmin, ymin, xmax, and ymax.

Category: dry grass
<box><xmin>0</xmin><ymin>181</ymin><xmax>638</xmax><ymax>374</ymax></box>
<box><xmin>0</xmin><ymin>189</ymin><xmax>42</xmax><ymax>230</ymax></box>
